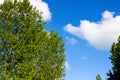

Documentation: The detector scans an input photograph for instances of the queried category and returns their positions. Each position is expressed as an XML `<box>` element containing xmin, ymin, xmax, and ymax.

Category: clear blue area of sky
<box><xmin>43</xmin><ymin>0</ymin><xmax>120</xmax><ymax>80</ymax></box>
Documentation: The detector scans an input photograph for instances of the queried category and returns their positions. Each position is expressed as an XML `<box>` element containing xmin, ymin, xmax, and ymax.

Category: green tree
<box><xmin>107</xmin><ymin>36</ymin><xmax>120</xmax><ymax>80</ymax></box>
<box><xmin>0</xmin><ymin>0</ymin><xmax>65</xmax><ymax>80</ymax></box>
<box><xmin>96</xmin><ymin>74</ymin><xmax>102</xmax><ymax>80</ymax></box>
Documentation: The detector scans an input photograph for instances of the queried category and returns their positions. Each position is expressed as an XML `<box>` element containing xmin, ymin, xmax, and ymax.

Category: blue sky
<box><xmin>1</xmin><ymin>0</ymin><xmax>119</xmax><ymax>80</ymax></box>
<box><xmin>43</xmin><ymin>0</ymin><xmax>120</xmax><ymax>80</ymax></box>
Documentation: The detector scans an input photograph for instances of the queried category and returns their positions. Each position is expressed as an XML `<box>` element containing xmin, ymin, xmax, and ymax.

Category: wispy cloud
<box><xmin>0</xmin><ymin>0</ymin><xmax>51</xmax><ymax>21</ymax></box>
<box><xmin>65</xmin><ymin>61</ymin><xmax>70</xmax><ymax>70</ymax></box>
<box><xmin>64</xmin><ymin>10</ymin><xmax>120</xmax><ymax>50</ymax></box>
<box><xmin>81</xmin><ymin>56</ymin><xmax>87</xmax><ymax>60</ymax></box>
<box><xmin>66</xmin><ymin>37</ymin><xmax>77</xmax><ymax>45</ymax></box>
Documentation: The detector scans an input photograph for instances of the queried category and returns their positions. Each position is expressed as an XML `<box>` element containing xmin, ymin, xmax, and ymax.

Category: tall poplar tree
<box><xmin>0</xmin><ymin>0</ymin><xmax>65</xmax><ymax>80</ymax></box>
<box><xmin>107</xmin><ymin>36</ymin><xmax>120</xmax><ymax>80</ymax></box>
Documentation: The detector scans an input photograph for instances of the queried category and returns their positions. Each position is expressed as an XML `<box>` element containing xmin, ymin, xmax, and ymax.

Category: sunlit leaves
<box><xmin>0</xmin><ymin>0</ymin><xmax>65</xmax><ymax>80</ymax></box>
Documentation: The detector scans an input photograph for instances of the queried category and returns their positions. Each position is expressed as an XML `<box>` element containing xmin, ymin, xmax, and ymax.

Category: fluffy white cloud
<box><xmin>64</xmin><ymin>10</ymin><xmax>120</xmax><ymax>50</ymax></box>
<box><xmin>66</xmin><ymin>37</ymin><xmax>77</xmax><ymax>45</ymax></box>
<box><xmin>0</xmin><ymin>0</ymin><xmax>51</xmax><ymax>21</ymax></box>
<box><xmin>30</xmin><ymin>0</ymin><xmax>51</xmax><ymax>21</ymax></box>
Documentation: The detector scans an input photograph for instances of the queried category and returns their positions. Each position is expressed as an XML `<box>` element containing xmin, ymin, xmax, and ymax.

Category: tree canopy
<box><xmin>0</xmin><ymin>0</ymin><xmax>65</xmax><ymax>80</ymax></box>
<box><xmin>107</xmin><ymin>36</ymin><xmax>120</xmax><ymax>80</ymax></box>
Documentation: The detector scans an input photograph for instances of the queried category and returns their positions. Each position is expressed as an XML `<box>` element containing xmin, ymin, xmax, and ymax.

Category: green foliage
<box><xmin>107</xmin><ymin>36</ymin><xmax>120</xmax><ymax>80</ymax></box>
<box><xmin>0</xmin><ymin>0</ymin><xmax>65</xmax><ymax>80</ymax></box>
<box><xmin>96</xmin><ymin>74</ymin><xmax>102</xmax><ymax>80</ymax></box>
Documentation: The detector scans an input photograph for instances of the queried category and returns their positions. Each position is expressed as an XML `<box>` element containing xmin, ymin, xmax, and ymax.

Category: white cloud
<box><xmin>64</xmin><ymin>10</ymin><xmax>120</xmax><ymax>50</ymax></box>
<box><xmin>30</xmin><ymin>0</ymin><xmax>51</xmax><ymax>21</ymax></box>
<box><xmin>0</xmin><ymin>0</ymin><xmax>4</xmax><ymax>4</ymax></box>
<box><xmin>66</xmin><ymin>37</ymin><xmax>77</xmax><ymax>45</ymax></box>
<box><xmin>0</xmin><ymin>0</ymin><xmax>51</xmax><ymax>21</ymax></box>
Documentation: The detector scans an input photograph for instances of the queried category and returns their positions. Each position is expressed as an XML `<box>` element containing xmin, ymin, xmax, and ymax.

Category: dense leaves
<box><xmin>107</xmin><ymin>36</ymin><xmax>120</xmax><ymax>80</ymax></box>
<box><xmin>0</xmin><ymin>0</ymin><xmax>65</xmax><ymax>80</ymax></box>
